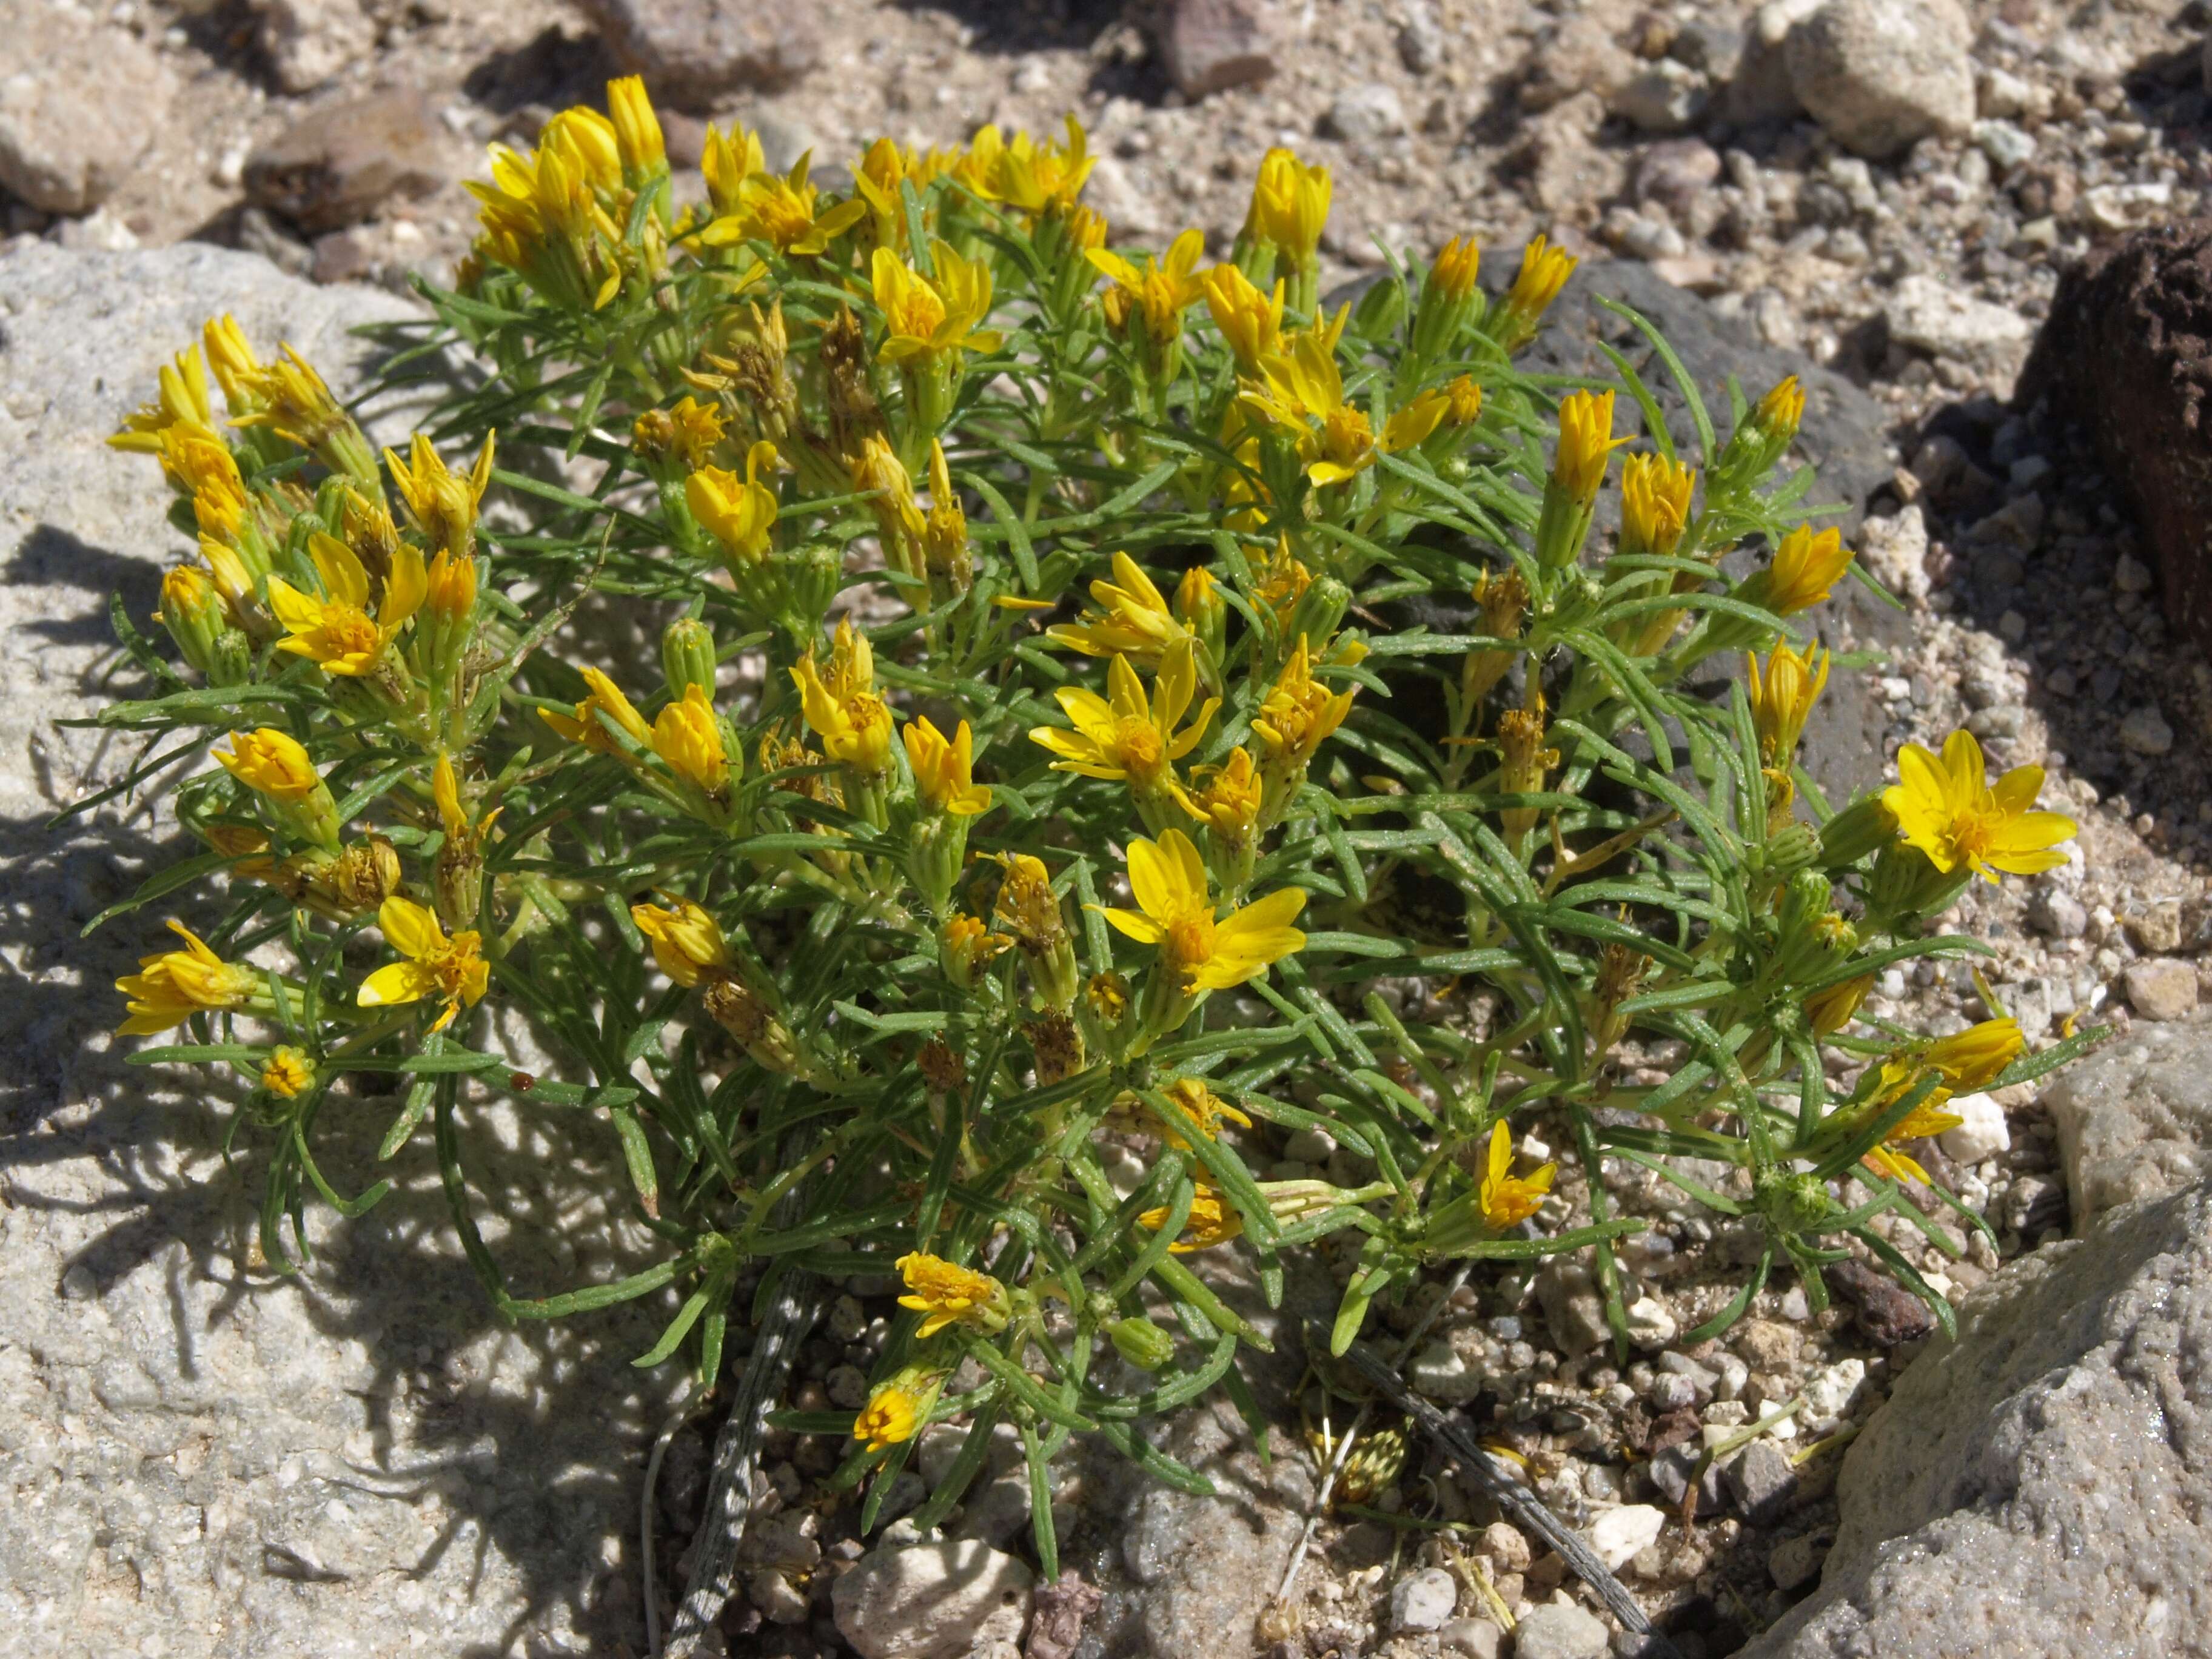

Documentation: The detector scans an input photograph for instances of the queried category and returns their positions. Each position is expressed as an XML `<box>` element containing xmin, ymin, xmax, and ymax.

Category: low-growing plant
<box><xmin>85</xmin><ymin>79</ymin><xmax>2093</xmax><ymax>1569</ymax></box>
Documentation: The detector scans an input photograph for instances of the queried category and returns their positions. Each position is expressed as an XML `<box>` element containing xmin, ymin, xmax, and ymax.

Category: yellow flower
<box><xmin>1444</xmin><ymin>375</ymin><xmax>1484</xmax><ymax>427</ymax></box>
<box><xmin>961</xmin><ymin>118</ymin><xmax>1094</xmax><ymax>217</ymax></box>
<box><xmin>218</xmin><ymin>727</ymin><xmax>323</xmax><ymax>804</ymax></box>
<box><xmin>850</xmin><ymin>435</ymin><xmax>926</xmax><ymax>577</ymax></box>
<box><xmin>894</xmin><ymin>1251</ymin><xmax>1009</xmax><ymax>1338</ymax></box>
<box><xmin>1495</xmin><ymin>702</ymin><xmax>1561</xmax><ymax>840</ymax></box>
<box><xmin>633</xmin><ymin>395</ymin><xmax>726</xmax><ymax>471</ymax></box>
<box><xmin>1150</xmin><ymin>1076</ymin><xmax>1253</xmax><ymax>1150</ymax></box>
<box><xmin>1248</xmin><ymin>147</ymin><xmax>1331</xmax><ymax>263</ymax></box>
<box><xmin>853</xmin><ymin>1385</ymin><xmax>921</xmax><ymax>1452</ymax></box>
<box><xmin>1431</xmin><ymin>235</ymin><xmax>1481</xmax><ymax>302</ymax></box>
<box><xmin>109</xmin><ymin>344</ymin><xmax>219</xmax><ymax>454</ymax></box>
<box><xmin>1553</xmin><ymin>389</ymin><xmax>1626</xmax><ymax>505</ymax></box>
<box><xmin>1382</xmin><ymin>386</ymin><xmax>1453</xmax><ymax>454</ymax></box>
<box><xmin>1202</xmin><ymin>264</ymin><xmax>1285</xmax><ymax>373</ymax></box>
<box><xmin>1920</xmin><ymin>1017</ymin><xmax>2024</xmax><ymax>1093</ymax></box>
<box><xmin>230</xmin><ymin>344</ymin><xmax>355</xmax><ymax>455</ymax></box>
<box><xmin>1175</xmin><ymin>746</ymin><xmax>1263</xmax><ymax>845</ymax></box>
<box><xmin>431</xmin><ymin>751</ymin><xmax>501</xmax><ymax>868</ymax></box>
<box><xmin>872</xmin><ymin>240</ymin><xmax>1003</xmax><ymax>364</ymax></box>
<box><xmin>357</xmin><ymin>896</ymin><xmax>489</xmax><ymax>1034</ymax></box>
<box><xmin>701</xmin><ymin>156</ymin><xmax>867</xmax><ymax>256</ymax></box>
<box><xmin>262</xmin><ymin>1046</ymin><xmax>314</xmax><ymax>1098</ymax></box>
<box><xmin>1253</xmin><ymin>639</ymin><xmax>1356</xmax><ymax>771</ymax></box>
<box><xmin>1763</xmin><ymin>525</ymin><xmax>1853</xmax><ymax>615</ymax></box>
<box><xmin>469</xmin><ymin>112</ymin><xmax>626</xmax><ymax>310</ymax></box>
<box><xmin>1806</xmin><ymin>973</ymin><xmax>1872</xmax><ymax>1036</ymax></box>
<box><xmin>942</xmin><ymin>911</ymin><xmax>1013</xmax><ymax>987</ymax></box>
<box><xmin>702</xmin><ymin>121</ymin><xmax>767</xmax><ymax>216</ymax></box>
<box><xmin>1047</xmin><ymin>551</ymin><xmax>1190</xmax><ymax>663</ymax></box>
<box><xmin>203</xmin><ymin>315</ymin><xmax>264</xmax><ymax>416</ymax></box>
<box><xmin>1098</xmin><ymin>827</ymin><xmax>1307</xmax><ymax>993</ymax></box>
<box><xmin>1029</xmin><ymin>641</ymin><xmax>1217</xmax><ymax>794</ymax></box>
<box><xmin>791</xmin><ymin>619</ymin><xmax>894</xmax><ymax>775</ymax></box>
<box><xmin>1753</xmin><ymin>374</ymin><xmax>1805</xmax><ymax>446</ymax></box>
<box><xmin>267</xmin><ymin>532</ymin><xmax>427</xmax><ymax>676</ymax></box>
<box><xmin>630</xmin><ymin>897</ymin><xmax>732</xmax><ymax>987</ymax></box>
<box><xmin>1620</xmin><ymin>452</ymin><xmax>1695</xmax><ymax>558</ymax></box>
<box><xmin>1244</xmin><ymin>333</ymin><xmax>1376</xmax><ymax>486</ymax></box>
<box><xmin>1882</xmin><ymin>729</ymin><xmax>2076</xmax><ymax>883</ymax></box>
<box><xmin>1477</xmin><ymin>1122</ymin><xmax>1557</xmax><ymax>1230</ymax></box>
<box><xmin>1138</xmin><ymin>1180</ymin><xmax>1245</xmax><ymax>1252</ymax></box>
<box><xmin>1088</xmin><ymin>228</ymin><xmax>1207</xmax><ymax>344</ymax></box>
<box><xmin>687</xmin><ymin>440</ymin><xmax>781</xmax><ymax>568</ymax></box>
<box><xmin>1254</xmin><ymin>540</ymin><xmax>1313</xmax><ymax>627</ymax></box>
<box><xmin>606</xmin><ymin>75</ymin><xmax>665</xmax><ymax>179</ymax></box>
<box><xmin>903</xmin><ymin>716</ymin><xmax>991</xmax><ymax>816</ymax></box>
<box><xmin>1496</xmin><ymin>233</ymin><xmax>1577</xmax><ymax>346</ymax></box>
<box><xmin>1746</xmin><ymin>643</ymin><xmax>1829</xmax><ymax>763</ymax></box>
<box><xmin>115</xmin><ymin>920</ymin><xmax>258</xmax><ymax>1035</ymax></box>
<box><xmin>163</xmin><ymin>428</ymin><xmax>249</xmax><ymax>540</ymax></box>
<box><xmin>424</xmin><ymin>546</ymin><xmax>477</xmax><ymax>626</ymax></box>
<box><xmin>541</xmin><ymin>666</ymin><xmax>651</xmax><ymax>753</ymax></box>
<box><xmin>384</xmin><ymin>432</ymin><xmax>496</xmax><ymax>560</ymax></box>
<box><xmin>653</xmin><ymin>684</ymin><xmax>731</xmax><ymax>796</ymax></box>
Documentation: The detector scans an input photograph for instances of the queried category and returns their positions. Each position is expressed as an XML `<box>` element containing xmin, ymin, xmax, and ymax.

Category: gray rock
<box><xmin>1533</xmin><ymin>1259</ymin><xmax>1613</xmax><ymax>1358</ymax></box>
<box><xmin>1725</xmin><ymin>0</ymin><xmax>1818</xmax><ymax>125</ymax></box>
<box><xmin>1513</xmin><ymin>1598</ymin><xmax>1613</xmax><ymax>1659</ymax></box>
<box><xmin>1439</xmin><ymin>1617</ymin><xmax>1506</xmax><ymax>1658</ymax></box>
<box><xmin>2028</xmin><ymin>886</ymin><xmax>2088</xmax><ymax>939</ymax></box>
<box><xmin>2045</xmin><ymin>1018</ymin><xmax>2212</xmax><ymax>1228</ymax></box>
<box><xmin>1784</xmin><ymin>0</ymin><xmax>1976</xmax><ymax>160</ymax></box>
<box><xmin>0</xmin><ymin>7</ymin><xmax>175</xmax><ymax>213</ymax></box>
<box><xmin>2125</xmin><ymin>959</ymin><xmax>2199</xmax><ymax>1022</ymax></box>
<box><xmin>1741</xmin><ymin>1179</ymin><xmax>2212</xmax><ymax>1658</ymax></box>
<box><xmin>1722</xmin><ymin>1440</ymin><xmax>1799</xmax><ymax>1526</ymax></box>
<box><xmin>1322</xmin><ymin>84</ymin><xmax>1409</xmax><ymax>142</ymax></box>
<box><xmin>831</xmin><ymin>1539</ymin><xmax>1034</xmax><ymax>1659</ymax></box>
<box><xmin>249</xmin><ymin>0</ymin><xmax>377</xmax><ymax>94</ymax></box>
<box><xmin>1398</xmin><ymin>0</ymin><xmax>1446</xmax><ymax>75</ymax></box>
<box><xmin>578</xmin><ymin>0</ymin><xmax>824</xmax><ymax>106</ymax></box>
<box><xmin>244</xmin><ymin>89</ymin><xmax>452</xmax><ymax>235</ymax></box>
<box><xmin>1767</xmin><ymin>1529</ymin><xmax>1832</xmax><ymax>1592</ymax></box>
<box><xmin>0</xmin><ymin>243</ymin><xmax>690</xmax><ymax>1655</ymax></box>
<box><xmin>1647</xmin><ymin>1443</ymin><xmax>1726</xmax><ymax>1512</ymax></box>
<box><xmin>1157</xmin><ymin>0</ymin><xmax>1282</xmax><ymax>99</ymax></box>
<box><xmin>1612</xmin><ymin>59</ymin><xmax>1709</xmax><ymax>133</ymax></box>
<box><xmin>1391</xmin><ymin>1565</ymin><xmax>1460</xmax><ymax>1632</ymax></box>
<box><xmin>1634</xmin><ymin>139</ymin><xmax>1723</xmax><ymax>215</ymax></box>
<box><xmin>2119</xmin><ymin>705</ymin><xmax>2176</xmax><ymax>757</ymax></box>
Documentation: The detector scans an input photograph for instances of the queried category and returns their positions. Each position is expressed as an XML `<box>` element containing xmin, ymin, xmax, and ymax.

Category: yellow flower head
<box><xmin>1881</xmin><ymin>729</ymin><xmax>2075</xmax><ymax>883</ymax></box>
<box><xmin>357</xmin><ymin>896</ymin><xmax>489</xmax><ymax>1033</ymax></box>
<box><xmin>115</xmin><ymin>920</ymin><xmax>258</xmax><ymax>1036</ymax></box>
<box><xmin>203</xmin><ymin>315</ymin><xmax>264</xmax><ymax>417</ymax></box>
<box><xmin>1150</xmin><ymin>1075</ymin><xmax>1253</xmax><ymax>1149</ymax></box>
<box><xmin>654</xmin><ymin>683</ymin><xmax>731</xmax><ymax>796</ymax></box>
<box><xmin>1255</xmin><ymin>540</ymin><xmax>1313</xmax><ymax>628</ymax></box>
<box><xmin>541</xmin><ymin>666</ymin><xmax>651</xmax><ymax>753</ymax></box>
<box><xmin>424</xmin><ymin>548</ymin><xmax>478</xmax><ymax>627</ymax></box>
<box><xmin>1088</xmin><ymin>229</ymin><xmax>1207</xmax><ymax>344</ymax></box>
<box><xmin>469</xmin><ymin>108</ymin><xmax>627</xmax><ymax>309</ymax></box>
<box><xmin>1620</xmin><ymin>452</ymin><xmax>1695</xmax><ymax>558</ymax></box>
<box><xmin>630</xmin><ymin>897</ymin><xmax>732</xmax><ymax>988</ymax></box>
<box><xmin>1498</xmin><ymin>234</ymin><xmax>1578</xmax><ymax>344</ymax></box>
<box><xmin>1099</xmin><ymin>827</ymin><xmax>1307</xmax><ymax>993</ymax></box>
<box><xmin>894</xmin><ymin>1251</ymin><xmax>1009</xmax><ymax>1338</ymax></box>
<box><xmin>1139</xmin><ymin>1179</ymin><xmax>1245</xmax><ymax>1252</ymax></box>
<box><xmin>702</xmin><ymin>120</ymin><xmax>766</xmax><ymax>216</ymax></box>
<box><xmin>853</xmin><ymin>1384</ymin><xmax>922</xmax><ymax>1452</ymax></box>
<box><xmin>1754</xmin><ymin>374</ymin><xmax>1805</xmax><ymax>445</ymax></box>
<box><xmin>702</xmin><ymin>155</ymin><xmax>868</xmax><ymax>256</ymax></box>
<box><xmin>1553</xmin><ymin>389</ymin><xmax>1625</xmax><ymax>505</ymax></box>
<box><xmin>1248</xmin><ymin>147</ymin><xmax>1331</xmax><ymax>263</ymax></box>
<box><xmin>1746</xmin><ymin>643</ymin><xmax>1829</xmax><ymax>763</ymax></box>
<box><xmin>1382</xmin><ymin>387</ymin><xmax>1453</xmax><ymax>454</ymax></box>
<box><xmin>230</xmin><ymin>344</ymin><xmax>354</xmax><ymax>454</ymax></box>
<box><xmin>873</xmin><ymin>239</ymin><xmax>1004</xmax><ymax>365</ymax></box>
<box><xmin>633</xmin><ymin>395</ymin><xmax>727</xmax><ymax>471</ymax></box>
<box><xmin>1431</xmin><ymin>236</ymin><xmax>1481</xmax><ymax>303</ymax></box>
<box><xmin>432</xmin><ymin>751</ymin><xmax>501</xmax><ymax>855</ymax></box>
<box><xmin>1919</xmin><ymin>1016</ymin><xmax>2024</xmax><ymax>1093</ymax></box>
<box><xmin>1478</xmin><ymin>1122</ymin><xmax>1557</xmax><ymax>1230</ymax></box>
<box><xmin>1806</xmin><ymin>972</ymin><xmax>1872</xmax><ymax>1036</ymax></box>
<box><xmin>267</xmin><ymin>532</ymin><xmax>427</xmax><ymax>676</ymax></box>
<box><xmin>1253</xmin><ymin>639</ymin><xmax>1356</xmax><ymax>770</ymax></box>
<box><xmin>1048</xmin><ymin>551</ymin><xmax>1190</xmax><ymax>664</ymax></box>
<box><xmin>687</xmin><ymin>439</ymin><xmax>782</xmax><ymax>569</ymax></box>
<box><xmin>964</xmin><ymin>118</ymin><xmax>1094</xmax><ymax>218</ymax></box>
<box><xmin>109</xmin><ymin>344</ymin><xmax>218</xmax><ymax>454</ymax></box>
<box><xmin>385</xmin><ymin>431</ymin><xmax>496</xmax><ymax>560</ymax></box>
<box><xmin>1173</xmin><ymin>564</ymin><xmax>1221</xmax><ymax>634</ymax></box>
<box><xmin>1444</xmin><ymin>375</ymin><xmax>1485</xmax><ymax>427</ymax></box>
<box><xmin>218</xmin><ymin>728</ymin><xmax>323</xmax><ymax>803</ymax></box>
<box><xmin>161</xmin><ymin>427</ymin><xmax>249</xmax><ymax>542</ymax></box>
<box><xmin>606</xmin><ymin>75</ymin><xmax>665</xmax><ymax>181</ymax></box>
<box><xmin>988</xmin><ymin>853</ymin><xmax>1067</xmax><ymax>953</ymax></box>
<box><xmin>1173</xmin><ymin>746</ymin><xmax>1264</xmax><ymax>846</ymax></box>
<box><xmin>1030</xmin><ymin>640</ymin><xmax>1218</xmax><ymax>794</ymax></box>
<box><xmin>1202</xmin><ymin>264</ymin><xmax>1285</xmax><ymax>373</ymax></box>
<box><xmin>791</xmin><ymin>619</ymin><xmax>894</xmax><ymax>775</ymax></box>
<box><xmin>903</xmin><ymin>716</ymin><xmax>991</xmax><ymax>816</ymax></box>
<box><xmin>262</xmin><ymin>1045</ymin><xmax>314</xmax><ymax>1098</ymax></box>
<box><xmin>1244</xmin><ymin>332</ymin><xmax>1376</xmax><ymax>486</ymax></box>
<box><xmin>943</xmin><ymin>911</ymin><xmax>1013</xmax><ymax>986</ymax></box>
<box><xmin>1763</xmin><ymin>525</ymin><xmax>1852</xmax><ymax>615</ymax></box>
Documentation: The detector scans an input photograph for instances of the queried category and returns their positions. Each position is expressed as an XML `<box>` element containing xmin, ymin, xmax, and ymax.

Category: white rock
<box><xmin>1584</xmin><ymin>1503</ymin><xmax>1667</xmax><ymax>1570</ymax></box>
<box><xmin>1939</xmin><ymin>1093</ymin><xmax>2011</xmax><ymax>1164</ymax></box>
<box><xmin>1883</xmin><ymin>273</ymin><xmax>2033</xmax><ymax>372</ymax></box>
<box><xmin>1624</xmin><ymin>1294</ymin><xmax>1678</xmax><ymax>1351</ymax></box>
<box><xmin>1858</xmin><ymin>506</ymin><xmax>1931</xmax><ymax>600</ymax></box>
<box><xmin>1803</xmin><ymin>1357</ymin><xmax>1866</xmax><ymax>1422</ymax></box>
<box><xmin>250</xmin><ymin>0</ymin><xmax>378</xmax><ymax>94</ymax></box>
<box><xmin>1410</xmin><ymin>1337</ymin><xmax>1487</xmax><ymax>1404</ymax></box>
<box><xmin>2083</xmin><ymin>181</ymin><xmax>2174</xmax><ymax>232</ymax></box>
<box><xmin>0</xmin><ymin>6</ymin><xmax>176</xmax><ymax>213</ymax></box>
<box><xmin>1322</xmin><ymin>82</ymin><xmax>1409</xmax><ymax>141</ymax></box>
<box><xmin>1513</xmin><ymin>1597</ymin><xmax>1612</xmax><ymax>1659</ymax></box>
<box><xmin>1613</xmin><ymin>59</ymin><xmax>1709</xmax><ymax>133</ymax></box>
<box><xmin>1974</xmin><ymin>118</ymin><xmax>2036</xmax><ymax>170</ymax></box>
<box><xmin>1784</xmin><ymin>0</ymin><xmax>1975</xmax><ymax>159</ymax></box>
<box><xmin>832</xmin><ymin>1540</ymin><xmax>1034</xmax><ymax>1659</ymax></box>
<box><xmin>1390</xmin><ymin>1565</ymin><xmax>1460</xmax><ymax>1631</ymax></box>
<box><xmin>2125</xmin><ymin>959</ymin><xmax>2199</xmax><ymax>1024</ymax></box>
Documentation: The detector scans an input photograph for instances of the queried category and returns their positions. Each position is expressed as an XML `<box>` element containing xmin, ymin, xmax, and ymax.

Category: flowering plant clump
<box><xmin>86</xmin><ymin>79</ymin><xmax>2094</xmax><ymax>1563</ymax></box>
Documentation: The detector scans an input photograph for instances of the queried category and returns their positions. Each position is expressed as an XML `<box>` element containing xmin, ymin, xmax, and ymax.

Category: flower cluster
<box><xmin>89</xmin><ymin>78</ymin><xmax>2090</xmax><ymax>1566</ymax></box>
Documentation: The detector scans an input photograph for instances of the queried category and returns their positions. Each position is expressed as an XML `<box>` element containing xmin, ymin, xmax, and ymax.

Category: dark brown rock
<box><xmin>243</xmin><ymin>89</ymin><xmax>450</xmax><ymax>235</ymax></box>
<box><xmin>1158</xmin><ymin>0</ymin><xmax>1283</xmax><ymax>99</ymax></box>
<box><xmin>2019</xmin><ymin>220</ymin><xmax>2212</xmax><ymax>662</ymax></box>
<box><xmin>1825</xmin><ymin>1258</ymin><xmax>1934</xmax><ymax>1346</ymax></box>
<box><xmin>576</xmin><ymin>0</ymin><xmax>823</xmax><ymax>107</ymax></box>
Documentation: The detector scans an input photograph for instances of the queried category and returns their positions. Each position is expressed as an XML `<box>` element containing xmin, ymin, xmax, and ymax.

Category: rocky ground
<box><xmin>7</xmin><ymin>1</ymin><xmax>2212</xmax><ymax>1657</ymax></box>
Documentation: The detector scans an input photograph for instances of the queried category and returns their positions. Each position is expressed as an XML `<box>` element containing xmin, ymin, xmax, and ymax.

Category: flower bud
<box><xmin>157</xmin><ymin>566</ymin><xmax>232</xmax><ymax>680</ymax></box>
<box><xmin>1288</xmin><ymin>574</ymin><xmax>1351</xmax><ymax>656</ymax></box>
<box><xmin>1107</xmin><ymin>1315</ymin><xmax>1176</xmax><ymax>1372</ymax></box>
<box><xmin>1762</xmin><ymin>822</ymin><xmax>1821</xmax><ymax>876</ymax></box>
<box><xmin>662</xmin><ymin>617</ymin><xmax>719</xmax><ymax>700</ymax></box>
<box><xmin>330</xmin><ymin>835</ymin><xmax>403</xmax><ymax>912</ymax></box>
<box><xmin>1818</xmin><ymin>794</ymin><xmax>1899</xmax><ymax>868</ymax></box>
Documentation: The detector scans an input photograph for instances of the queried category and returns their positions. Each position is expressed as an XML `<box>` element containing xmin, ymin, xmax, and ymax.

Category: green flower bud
<box><xmin>1818</xmin><ymin>794</ymin><xmax>1899</xmax><ymax>868</ymax></box>
<box><xmin>1763</xmin><ymin>822</ymin><xmax>1822</xmax><ymax>876</ymax></box>
<box><xmin>1290</xmin><ymin>574</ymin><xmax>1351</xmax><ymax>654</ymax></box>
<box><xmin>1107</xmin><ymin>1315</ymin><xmax>1177</xmax><ymax>1372</ymax></box>
<box><xmin>662</xmin><ymin>616</ymin><xmax>718</xmax><ymax>699</ymax></box>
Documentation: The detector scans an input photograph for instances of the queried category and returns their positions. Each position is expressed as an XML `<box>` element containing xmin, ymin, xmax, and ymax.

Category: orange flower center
<box><xmin>421</xmin><ymin>931</ymin><xmax>481</xmax><ymax>996</ymax></box>
<box><xmin>1112</xmin><ymin>717</ymin><xmax>1164</xmax><ymax>779</ymax></box>
<box><xmin>1164</xmin><ymin>910</ymin><xmax>1216</xmax><ymax>977</ymax></box>
<box><xmin>323</xmin><ymin>605</ymin><xmax>382</xmax><ymax>658</ymax></box>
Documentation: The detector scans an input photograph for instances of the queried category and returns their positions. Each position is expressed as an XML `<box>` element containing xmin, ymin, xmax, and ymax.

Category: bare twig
<box><xmin>1337</xmin><ymin>1332</ymin><xmax>1683</xmax><ymax>1659</ymax></box>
